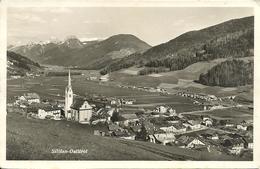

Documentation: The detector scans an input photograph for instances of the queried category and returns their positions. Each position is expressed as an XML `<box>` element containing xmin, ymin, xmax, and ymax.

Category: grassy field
<box><xmin>7</xmin><ymin>112</ymin><xmax>244</xmax><ymax>160</ymax></box>
<box><xmin>7</xmin><ymin>75</ymin><xmax>203</xmax><ymax>113</ymax></box>
<box><xmin>7</xmin><ymin>76</ymin><xmax>153</xmax><ymax>100</ymax></box>
<box><xmin>189</xmin><ymin>107</ymin><xmax>253</xmax><ymax>121</ymax></box>
<box><xmin>110</xmin><ymin>59</ymin><xmax>253</xmax><ymax>99</ymax></box>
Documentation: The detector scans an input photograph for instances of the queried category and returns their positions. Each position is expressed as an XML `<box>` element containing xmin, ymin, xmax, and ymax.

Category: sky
<box><xmin>7</xmin><ymin>7</ymin><xmax>253</xmax><ymax>46</ymax></box>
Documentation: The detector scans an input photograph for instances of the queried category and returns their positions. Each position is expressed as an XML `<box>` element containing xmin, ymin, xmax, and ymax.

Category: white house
<box><xmin>38</xmin><ymin>106</ymin><xmax>61</xmax><ymax>120</ymax></box>
<box><xmin>187</xmin><ymin>120</ymin><xmax>201</xmax><ymax>130</ymax></box>
<box><xmin>19</xmin><ymin>93</ymin><xmax>40</xmax><ymax>104</ymax></box>
<box><xmin>154</xmin><ymin>105</ymin><xmax>168</xmax><ymax>113</ymax></box>
<box><xmin>186</xmin><ymin>138</ymin><xmax>206</xmax><ymax>148</ymax></box>
<box><xmin>149</xmin><ymin>133</ymin><xmax>176</xmax><ymax>145</ymax></box>
<box><xmin>160</xmin><ymin>123</ymin><xmax>186</xmax><ymax>133</ymax></box>
<box><xmin>99</xmin><ymin>74</ymin><xmax>109</xmax><ymax>82</ymax></box>
<box><xmin>237</xmin><ymin>124</ymin><xmax>248</xmax><ymax>131</ymax></box>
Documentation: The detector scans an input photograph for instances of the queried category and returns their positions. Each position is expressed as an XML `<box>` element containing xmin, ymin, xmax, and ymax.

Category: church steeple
<box><xmin>68</xmin><ymin>69</ymin><xmax>71</xmax><ymax>87</ymax></box>
<box><xmin>65</xmin><ymin>69</ymin><xmax>73</xmax><ymax>119</ymax></box>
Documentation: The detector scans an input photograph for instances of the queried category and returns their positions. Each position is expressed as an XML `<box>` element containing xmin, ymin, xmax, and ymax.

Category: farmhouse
<box><xmin>38</xmin><ymin>106</ymin><xmax>61</xmax><ymax>120</ymax></box>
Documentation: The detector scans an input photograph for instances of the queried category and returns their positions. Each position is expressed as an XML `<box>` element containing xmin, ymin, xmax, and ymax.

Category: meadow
<box><xmin>7</xmin><ymin>111</ymin><xmax>244</xmax><ymax>160</ymax></box>
<box><xmin>189</xmin><ymin>107</ymin><xmax>253</xmax><ymax>121</ymax></box>
<box><xmin>7</xmin><ymin>74</ymin><xmax>203</xmax><ymax>113</ymax></box>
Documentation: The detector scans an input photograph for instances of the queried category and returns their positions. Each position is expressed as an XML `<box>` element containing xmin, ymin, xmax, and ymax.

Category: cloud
<box><xmin>79</xmin><ymin>37</ymin><xmax>105</xmax><ymax>42</ymax></box>
<box><xmin>49</xmin><ymin>8</ymin><xmax>72</xmax><ymax>13</ymax></box>
<box><xmin>29</xmin><ymin>7</ymin><xmax>73</xmax><ymax>14</ymax></box>
<box><xmin>83</xmin><ymin>20</ymin><xmax>109</xmax><ymax>24</ymax></box>
<box><xmin>11</xmin><ymin>13</ymin><xmax>46</xmax><ymax>23</ymax></box>
<box><xmin>52</xmin><ymin>18</ymin><xmax>58</xmax><ymax>22</ymax></box>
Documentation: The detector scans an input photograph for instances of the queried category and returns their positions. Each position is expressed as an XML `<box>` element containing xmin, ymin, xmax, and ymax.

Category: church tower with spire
<box><xmin>65</xmin><ymin>69</ymin><xmax>73</xmax><ymax>119</ymax></box>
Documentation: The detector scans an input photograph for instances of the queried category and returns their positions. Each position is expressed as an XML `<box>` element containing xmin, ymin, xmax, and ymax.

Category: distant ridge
<box><xmin>10</xmin><ymin>34</ymin><xmax>151</xmax><ymax>69</ymax></box>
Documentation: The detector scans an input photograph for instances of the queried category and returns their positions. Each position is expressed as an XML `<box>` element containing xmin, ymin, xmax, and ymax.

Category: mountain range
<box><xmin>9</xmin><ymin>16</ymin><xmax>254</xmax><ymax>87</ymax></box>
<box><xmin>9</xmin><ymin>34</ymin><xmax>151</xmax><ymax>69</ymax></box>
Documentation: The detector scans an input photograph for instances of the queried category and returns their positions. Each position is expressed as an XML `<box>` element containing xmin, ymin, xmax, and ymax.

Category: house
<box><xmin>121</xmin><ymin>99</ymin><xmax>135</xmax><ymax>105</ymax></box>
<box><xmin>149</xmin><ymin>132</ymin><xmax>176</xmax><ymax>145</ymax></box>
<box><xmin>120</xmin><ymin>135</ymin><xmax>136</xmax><ymax>140</ymax></box>
<box><xmin>110</xmin><ymin>99</ymin><xmax>118</xmax><ymax>105</ymax></box>
<box><xmin>165</xmin><ymin>116</ymin><xmax>181</xmax><ymax>124</ymax></box>
<box><xmin>186</xmin><ymin>120</ymin><xmax>202</xmax><ymax>130</ymax></box>
<box><xmin>19</xmin><ymin>93</ymin><xmax>40</xmax><ymax>104</ymax></box>
<box><xmin>165</xmin><ymin>108</ymin><xmax>177</xmax><ymax>116</ymax></box>
<box><xmin>99</xmin><ymin>74</ymin><xmax>109</xmax><ymax>82</ymax></box>
<box><xmin>160</xmin><ymin>125</ymin><xmax>178</xmax><ymax>133</ymax></box>
<box><xmin>237</xmin><ymin>124</ymin><xmax>248</xmax><ymax>131</ymax></box>
<box><xmin>186</xmin><ymin>137</ymin><xmax>207</xmax><ymax>149</ymax></box>
<box><xmin>88</xmin><ymin>76</ymin><xmax>97</xmax><ymax>81</ymax></box>
<box><xmin>10</xmin><ymin>75</ymin><xmax>21</xmax><ymax>79</ymax></box>
<box><xmin>93</xmin><ymin>130</ymin><xmax>106</xmax><ymax>136</ymax></box>
<box><xmin>70</xmin><ymin>98</ymin><xmax>93</xmax><ymax>124</ymax></box>
<box><xmin>210</xmin><ymin>105</ymin><xmax>224</xmax><ymax>110</ymax></box>
<box><xmin>92</xmin><ymin>119</ymin><xmax>107</xmax><ymax>125</ymax></box>
<box><xmin>112</xmin><ymin>130</ymin><xmax>129</xmax><ymax>137</ymax></box>
<box><xmin>223</xmin><ymin>138</ymin><xmax>246</xmax><ymax>155</ymax></box>
<box><xmin>243</xmin><ymin>138</ymin><xmax>253</xmax><ymax>149</ymax></box>
<box><xmin>160</xmin><ymin>123</ymin><xmax>186</xmax><ymax>133</ymax></box>
<box><xmin>38</xmin><ymin>106</ymin><xmax>61</xmax><ymax>120</ymax></box>
<box><xmin>237</xmin><ymin>121</ymin><xmax>252</xmax><ymax>131</ymax></box>
<box><xmin>121</xmin><ymin>113</ymin><xmax>139</xmax><ymax>126</ymax></box>
<box><xmin>154</xmin><ymin>105</ymin><xmax>168</xmax><ymax>113</ymax></box>
<box><xmin>202</xmin><ymin>117</ymin><xmax>213</xmax><ymax>127</ymax></box>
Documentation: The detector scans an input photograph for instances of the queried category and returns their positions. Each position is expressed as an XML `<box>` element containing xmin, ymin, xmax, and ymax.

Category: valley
<box><xmin>6</xmin><ymin>14</ymin><xmax>254</xmax><ymax>161</ymax></box>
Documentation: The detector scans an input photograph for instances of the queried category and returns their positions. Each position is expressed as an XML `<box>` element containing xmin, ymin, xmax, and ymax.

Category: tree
<box><xmin>111</xmin><ymin>111</ymin><xmax>120</xmax><ymax>122</ymax></box>
<box><xmin>136</xmin><ymin>123</ymin><xmax>149</xmax><ymax>141</ymax></box>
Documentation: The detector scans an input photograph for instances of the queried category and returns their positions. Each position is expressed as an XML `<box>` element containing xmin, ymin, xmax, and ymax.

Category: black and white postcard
<box><xmin>0</xmin><ymin>0</ymin><xmax>260</xmax><ymax>168</ymax></box>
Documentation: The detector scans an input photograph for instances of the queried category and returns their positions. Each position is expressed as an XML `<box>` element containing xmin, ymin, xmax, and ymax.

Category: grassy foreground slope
<box><xmin>7</xmin><ymin>112</ymin><xmax>243</xmax><ymax>160</ymax></box>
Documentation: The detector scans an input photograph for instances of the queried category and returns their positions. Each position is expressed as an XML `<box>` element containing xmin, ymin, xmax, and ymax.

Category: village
<box><xmin>6</xmin><ymin>70</ymin><xmax>253</xmax><ymax>159</ymax></box>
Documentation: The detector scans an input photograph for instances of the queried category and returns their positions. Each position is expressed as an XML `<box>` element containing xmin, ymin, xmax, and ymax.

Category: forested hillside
<box><xmin>197</xmin><ymin>59</ymin><xmax>253</xmax><ymax>87</ymax></box>
<box><xmin>101</xmin><ymin>16</ymin><xmax>254</xmax><ymax>75</ymax></box>
<box><xmin>7</xmin><ymin>51</ymin><xmax>41</xmax><ymax>76</ymax></box>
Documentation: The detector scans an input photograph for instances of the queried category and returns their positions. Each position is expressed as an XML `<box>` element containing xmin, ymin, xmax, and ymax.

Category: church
<box><xmin>64</xmin><ymin>70</ymin><xmax>93</xmax><ymax>123</ymax></box>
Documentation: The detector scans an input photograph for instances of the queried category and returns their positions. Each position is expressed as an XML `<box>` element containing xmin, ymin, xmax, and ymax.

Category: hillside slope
<box><xmin>102</xmin><ymin>16</ymin><xmax>254</xmax><ymax>74</ymax></box>
<box><xmin>7</xmin><ymin>51</ymin><xmax>42</xmax><ymax>77</ymax></box>
<box><xmin>10</xmin><ymin>34</ymin><xmax>151</xmax><ymax>69</ymax></box>
<box><xmin>7</xmin><ymin>112</ymin><xmax>244</xmax><ymax>160</ymax></box>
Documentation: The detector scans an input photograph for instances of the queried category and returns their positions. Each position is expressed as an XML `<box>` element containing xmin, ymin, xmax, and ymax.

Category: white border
<box><xmin>0</xmin><ymin>0</ymin><xmax>259</xmax><ymax>168</ymax></box>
